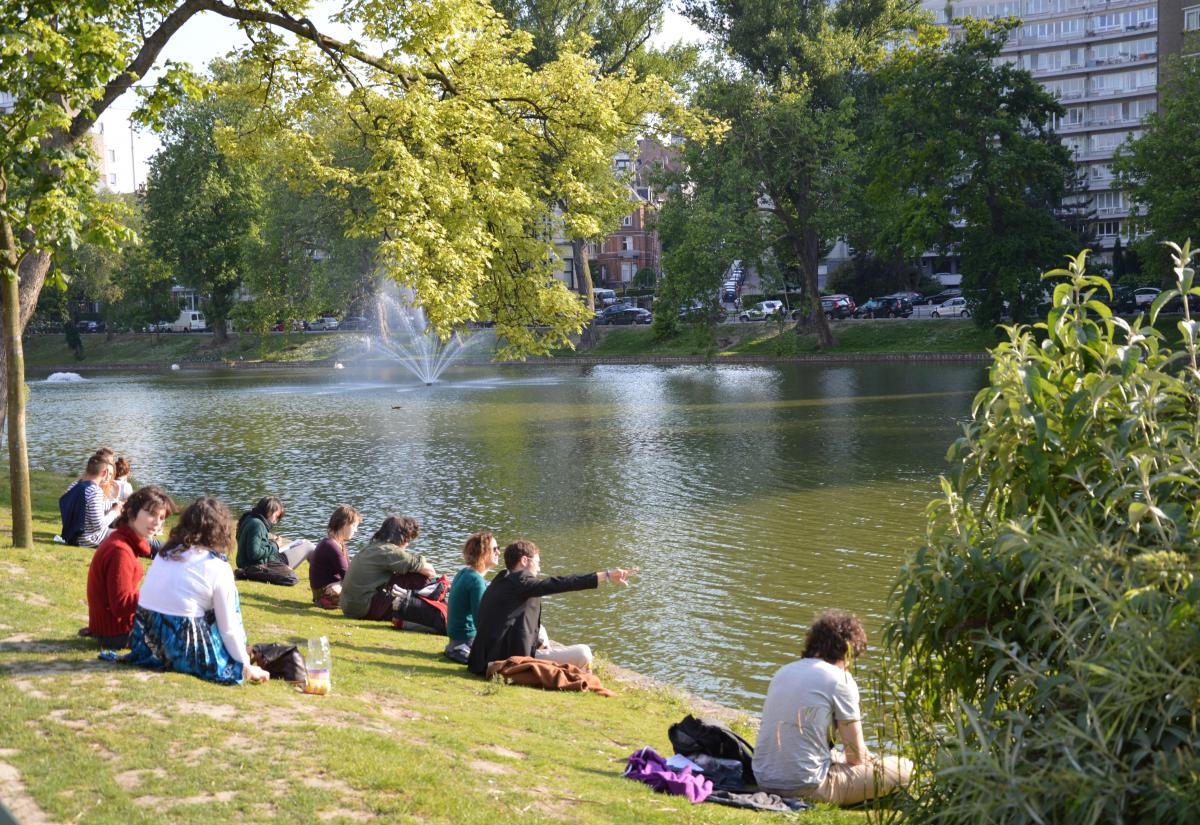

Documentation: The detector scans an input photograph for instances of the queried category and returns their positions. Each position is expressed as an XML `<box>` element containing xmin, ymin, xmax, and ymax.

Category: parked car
<box><xmin>678</xmin><ymin>300</ymin><xmax>728</xmax><ymax>324</ymax></box>
<box><xmin>144</xmin><ymin>321</ymin><xmax>171</xmax><ymax>333</ymax></box>
<box><xmin>306</xmin><ymin>316</ymin><xmax>339</xmax><ymax>331</ymax></box>
<box><xmin>593</xmin><ymin>288</ymin><xmax>618</xmax><ymax>308</ymax></box>
<box><xmin>1132</xmin><ymin>287</ymin><xmax>1160</xmax><ymax>306</ymax></box>
<box><xmin>167</xmin><ymin>310</ymin><xmax>207</xmax><ymax>333</ymax></box>
<box><xmin>739</xmin><ymin>300</ymin><xmax>785</xmax><ymax>322</ymax></box>
<box><xmin>338</xmin><ymin>315</ymin><xmax>372</xmax><ymax>331</ymax></box>
<box><xmin>922</xmin><ymin>288</ymin><xmax>963</xmax><ymax>306</ymax></box>
<box><xmin>931</xmin><ymin>296</ymin><xmax>971</xmax><ymax>318</ymax></box>
<box><xmin>854</xmin><ymin>296</ymin><xmax>912</xmax><ymax>318</ymax></box>
<box><xmin>817</xmin><ymin>294</ymin><xmax>854</xmax><ymax>320</ymax></box>
<box><xmin>888</xmin><ymin>291</ymin><xmax>922</xmax><ymax>305</ymax></box>
<box><xmin>596</xmin><ymin>305</ymin><xmax>652</xmax><ymax>325</ymax></box>
<box><xmin>75</xmin><ymin>319</ymin><xmax>104</xmax><ymax>333</ymax></box>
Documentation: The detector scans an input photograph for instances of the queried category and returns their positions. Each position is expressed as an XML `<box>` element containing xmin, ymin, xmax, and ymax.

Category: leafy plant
<box><xmin>888</xmin><ymin>245</ymin><xmax>1200</xmax><ymax>823</ymax></box>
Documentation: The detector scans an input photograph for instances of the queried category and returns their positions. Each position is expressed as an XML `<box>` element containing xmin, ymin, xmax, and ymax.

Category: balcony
<box><xmin>1095</xmin><ymin>205</ymin><xmax>1130</xmax><ymax>217</ymax></box>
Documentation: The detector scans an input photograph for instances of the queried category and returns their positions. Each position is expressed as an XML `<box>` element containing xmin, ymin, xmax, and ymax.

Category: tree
<box><xmin>679</xmin><ymin>0</ymin><xmax>921</xmax><ymax>348</ymax></box>
<box><xmin>863</xmin><ymin>21</ymin><xmax>1082</xmax><ymax>325</ymax></box>
<box><xmin>143</xmin><ymin>89</ymin><xmax>261</xmax><ymax>343</ymax></box>
<box><xmin>1114</xmin><ymin>53</ymin><xmax>1200</xmax><ymax>284</ymax></box>
<box><xmin>0</xmin><ymin>0</ymin><xmax>687</xmax><ymax>545</ymax></box>
<box><xmin>888</xmin><ymin>247</ymin><xmax>1200</xmax><ymax>822</ymax></box>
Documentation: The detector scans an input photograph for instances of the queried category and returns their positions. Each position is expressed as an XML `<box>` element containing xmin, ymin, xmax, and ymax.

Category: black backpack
<box><xmin>668</xmin><ymin>714</ymin><xmax>756</xmax><ymax>786</ymax></box>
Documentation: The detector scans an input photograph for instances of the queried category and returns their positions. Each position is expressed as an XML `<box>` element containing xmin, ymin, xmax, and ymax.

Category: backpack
<box><xmin>668</xmin><ymin>714</ymin><xmax>757</xmax><ymax>786</ymax></box>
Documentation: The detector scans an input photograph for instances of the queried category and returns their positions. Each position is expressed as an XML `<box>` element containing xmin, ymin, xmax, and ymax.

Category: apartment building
<box><xmin>925</xmin><ymin>0</ymin><xmax>1169</xmax><ymax>254</ymax></box>
<box><xmin>590</xmin><ymin>138</ymin><xmax>679</xmax><ymax>287</ymax></box>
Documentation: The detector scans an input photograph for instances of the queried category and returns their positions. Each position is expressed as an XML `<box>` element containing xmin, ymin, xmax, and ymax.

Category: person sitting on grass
<box><xmin>112</xmin><ymin>457</ymin><xmax>134</xmax><ymax>503</ymax></box>
<box><xmin>83</xmin><ymin>486</ymin><xmax>178</xmax><ymax>649</ymax></box>
<box><xmin>466</xmin><ymin>539</ymin><xmax>631</xmax><ymax>676</ymax></box>
<box><xmin>59</xmin><ymin>453</ymin><xmax>121</xmax><ymax>547</ymax></box>
<box><xmin>234</xmin><ymin>496</ymin><xmax>314</xmax><ymax>586</ymax></box>
<box><xmin>752</xmin><ymin>610</ymin><xmax>913</xmax><ymax>806</ymax></box>
<box><xmin>106</xmin><ymin>497</ymin><xmax>270</xmax><ymax>685</ymax></box>
<box><xmin>443</xmin><ymin>531</ymin><xmax>500</xmax><ymax>664</ymax></box>
<box><xmin>339</xmin><ymin>515</ymin><xmax>446</xmax><ymax>630</ymax></box>
<box><xmin>309</xmin><ymin>505</ymin><xmax>362</xmax><ymax>609</ymax></box>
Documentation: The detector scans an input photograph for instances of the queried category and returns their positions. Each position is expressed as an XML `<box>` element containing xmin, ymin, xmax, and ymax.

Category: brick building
<box><xmin>589</xmin><ymin>138</ymin><xmax>679</xmax><ymax>287</ymax></box>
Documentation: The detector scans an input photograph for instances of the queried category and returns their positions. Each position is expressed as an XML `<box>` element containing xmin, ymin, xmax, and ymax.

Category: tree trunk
<box><xmin>791</xmin><ymin>230</ymin><xmax>833</xmax><ymax>349</ymax></box>
<box><xmin>0</xmin><ymin>236</ymin><xmax>46</xmax><ymax>548</ymax></box>
<box><xmin>571</xmin><ymin>238</ymin><xmax>598</xmax><ymax>350</ymax></box>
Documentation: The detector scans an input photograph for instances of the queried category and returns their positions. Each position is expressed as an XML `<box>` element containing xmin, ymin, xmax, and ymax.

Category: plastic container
<box><xmin>303</xmin><ymin>636</ymin><xmax>332</xmax><ymax>695</ymax></box>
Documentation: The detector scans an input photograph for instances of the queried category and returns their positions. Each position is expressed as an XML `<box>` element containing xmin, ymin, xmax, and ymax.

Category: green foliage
<box><xmin>1115</xmin><ymin>54</ymin><xmax>1200</xmax><ymax>279</ymax></box>
<box><xmin>826</xmin><ymin>255</ymin><xmax>923</xmax><ymax>304</ymax></box>
<box><xmin>865</xmin><ymin>20</ymin><xmax>1082</xmax><ymax>325</ymax></box>
<box><xmin>632</xmin><ymin>266</ymin><xmax>657</xmax><ymax>289</ymax></box>
<box><xmin>888</xmin><ymin>247</ymin><xmax>1200</xmax><ymax>823</ymax></box>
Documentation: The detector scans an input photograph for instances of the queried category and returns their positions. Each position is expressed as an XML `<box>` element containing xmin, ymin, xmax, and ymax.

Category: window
<box><xmin>1095</xmin><ymin>221</ymin><xmax>1121</xmax><ymax>237</ymax></box>
<box><xmin>1095</xmin><ymin>191</ymin><xmax>1124</xmax><ymax>210</ymax></box>
<box><xmin>1090</xmin><ymin>163</ymin><xmax>1114</xmax><ymax>180</ymax></box>
<box><xmin>107</xmin><ymin>149</ymin><xmax>116</xmax><ymax>162</ymax></box>
<box><xmin>1187</xmin><ymin>5</ymin><xmax>1200</xmax><ymax>30</ymax></box>
<box><xmin>1089</xmin><ymin>102</ymin><xmax>1120</xmax><ymax>124</ymax></box>
<box><xmin>1060</xmin><ymin>17</ymin><xmax>1082</xmax><ymax>36</ymax></box>
<box><xmin>622</xmin><ymin>236</ymin><xmax>634</xmax><ymax>251</ymax></box>
<box><xmin>622</xmin><ymin>215</ymin><xmax>633</xmax><ymax>227</ymax></box>
<box><xmin>1125</xmin><ymin>98</ymin><xmax>1156</xmax><ymax>119</ymax></box>
<box><xmin>108</xmin><ymin>173</ymin><xmax>117</xmax><ymax>184</ymax></box>
<box><xmin>1094</xmin><ymin>13</ymin><xmax>1121</xmax><ymax>31</ymax></box>
<box><xmin>620</xmin><ymin>262</ymin><xmax>636</xmax><ymax>281</ymax></box>
<box><xmin>1136</xmin><ymin>68</ymin><xmax>1156</xmax><ymax>88</ymax></box>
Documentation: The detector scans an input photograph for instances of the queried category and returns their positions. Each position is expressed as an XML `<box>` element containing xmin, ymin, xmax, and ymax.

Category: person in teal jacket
<box><xmin>234</xmin><ymin>497</ymin><xmax>314</xmax><ymax>586</ymax></box>
<box><xmin>444</xmin><ymin>531</ymin><xmax>500</xmax><ymax>663</ymax></box>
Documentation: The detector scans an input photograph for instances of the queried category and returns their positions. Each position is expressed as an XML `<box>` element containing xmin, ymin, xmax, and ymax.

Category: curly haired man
<box><xmin>753</xmin><ymin>610</ymin><xmax>912</xmax><ymax>806</ymax></box>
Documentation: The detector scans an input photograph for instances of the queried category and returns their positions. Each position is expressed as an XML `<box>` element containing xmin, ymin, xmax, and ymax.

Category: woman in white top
<box><xmin>107</xmin><ymin>496</ymin><xmax>269</xmax><ymax>684</ymax></box>
<box><xmin>112</xmin><ymin>457</ymin><xmax>134</xmax><ymax>503</ymax></box>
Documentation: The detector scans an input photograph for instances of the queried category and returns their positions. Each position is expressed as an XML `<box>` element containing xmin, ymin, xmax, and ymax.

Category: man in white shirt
<box><xmin>753</xmin><ymin>610</ymin><xmax>912</xmax><ymax>806</ymax></box>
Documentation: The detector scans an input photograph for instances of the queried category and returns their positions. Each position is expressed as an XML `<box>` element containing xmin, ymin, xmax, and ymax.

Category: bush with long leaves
<box><xmin>888</xmin><ymin>244</ymin><xmax>1200</xmax><ymax>823</ymax></box>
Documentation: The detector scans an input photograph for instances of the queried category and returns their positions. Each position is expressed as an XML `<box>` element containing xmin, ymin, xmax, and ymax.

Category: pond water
<box><xmin>27</xmin><ymin>362</ymin><xmax>984</xmax><ymax>710</ymax></box>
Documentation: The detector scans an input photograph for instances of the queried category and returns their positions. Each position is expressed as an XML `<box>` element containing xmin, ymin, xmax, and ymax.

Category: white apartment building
<box><xmin>925</xmin><ymin>0</ymin><xmax>1163</xmax><ymax>254</ymax></box>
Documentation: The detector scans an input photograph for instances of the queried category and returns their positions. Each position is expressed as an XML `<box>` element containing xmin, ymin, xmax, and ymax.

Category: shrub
<box><xmin>888</xmin><ymin>245</ymin><xmax>1200</xmax><ymax>824</ymax></box>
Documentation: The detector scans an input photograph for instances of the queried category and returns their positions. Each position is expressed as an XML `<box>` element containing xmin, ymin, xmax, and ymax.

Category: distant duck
<box><xmin>334</xmin><ymin>363</ymin><xmax>345</xmax><ymax>370</ymax></box>
<box><xmin>170</xmin><ymin>364</ymin><xmax>180</xmax><ymax>371</ymax></box>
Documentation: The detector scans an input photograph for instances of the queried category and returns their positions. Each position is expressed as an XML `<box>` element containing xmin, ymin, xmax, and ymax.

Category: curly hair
<box><xmin>161</xmin><ymin>497</ymin><xmax>235</xmax><ymax>559</ymax></box>
<box><xmin>114</xmin><ymin>485</ymin><xmax>177</xmax><ymax>530</ymax></box>
<box><xmin>114</xmin><ymin>457</ymin><xmax>131</xmax><ymax>480</ymax></box>
<box><xmin>462</xmin><ymin>531</ymin><xmax>496</xmax><ymax>570</ymax></box>
<box><xmin>370</xmin><ymin>515</ymin><xmax>420</xmax><ymax>546</ymax></box>
<box><xmin>802</xmin><ymin>610</ymin><xmax>868</xmax><ymax>664</ymax></box>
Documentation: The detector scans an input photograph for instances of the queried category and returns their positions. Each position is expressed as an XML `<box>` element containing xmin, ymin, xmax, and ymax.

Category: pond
<box><xmin>28</xmin><ymin>362</ymin><xmax>984</xmax><ymax>711</ymax></box>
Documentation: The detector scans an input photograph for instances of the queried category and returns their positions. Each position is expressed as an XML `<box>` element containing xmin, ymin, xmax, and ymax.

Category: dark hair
<box><xmin>252</xmin><ymin>496</ymin><xmax>285</xmax><ymax>521</ymax></box>
<box><xmin>85</xmin><ymin>454</ymin><xmax>113</xmax><ymax>476</ymax></box>
<box><xmin>115</xmin><ymin>485</ymin><xmax>177</xmax><ymax>529</ymax></box>
<box><xmin>114</xmin><ymin>457</ymin><xmax>131</xmax><ymax>479</ymax></box>
<box><xmin>802</xmin><ymin>610</ymin><xmax>867</xmax><ymax>664</ymax></box>
<box><xmin>463</xmin><ymin>531</ymin><xmax>496</xmax><ymax>569</ymax></box>
<box><xmin>504</xmin><ymin>539</ymin><xmax>539</xmax><ymax>571</ymax></box>
<box><xmin>161</xmin><ymin>497</ymin><xmax>235</xmax><ymax>559</ymax></box>
<box><xmin>93</xmin><ymin>447</ymin><xmax>115</xmax><ymax>461</ymax></box>
<box><xmin>370</xmin><ymin>515</ymin><xmax>420</xmax><ymax>546</ymax></box>
<box><xmin>328</xmin><ymin>505</ymin><xmax>362</xmax><ymax>534</ymax></box>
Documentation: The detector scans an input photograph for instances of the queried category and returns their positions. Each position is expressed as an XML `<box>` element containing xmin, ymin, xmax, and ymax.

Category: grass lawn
<box><xmin>0</xmin><ymin>471</ymin><xmax>867</xmax><ymax>824</ymax></box>
<box><xmin>20</xmin><ymin>332</ymin><xmax>358</xmax><ymax>369</ymax></box>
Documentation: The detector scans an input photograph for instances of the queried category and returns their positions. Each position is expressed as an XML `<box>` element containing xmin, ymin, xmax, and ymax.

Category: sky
<box><xmin>96</xmin><ymin>3</ymin><xmax>706</xmax><ymax>193</ymax></box>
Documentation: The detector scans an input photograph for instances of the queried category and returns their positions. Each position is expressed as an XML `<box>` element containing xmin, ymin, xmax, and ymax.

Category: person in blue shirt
<box><xmin>443</xmin><ymin>531</ymin><xmax>500</xmax><ymax>663</ymax></box>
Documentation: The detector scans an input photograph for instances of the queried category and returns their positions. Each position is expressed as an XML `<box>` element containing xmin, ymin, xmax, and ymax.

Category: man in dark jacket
<box><xmin>467</xmin><ymin>539</ymin><xmax>631</xmax><ymax>676</ymax></box>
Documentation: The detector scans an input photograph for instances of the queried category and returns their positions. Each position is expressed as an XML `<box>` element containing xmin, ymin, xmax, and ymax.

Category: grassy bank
<box><xmin>21</xmin><ymin>332</ymin><xmax>358</xmax><ymax>370</ymax></box>
<box><xmin>0</xmin><ymin>472</ymin><xmax>863</xmax><ymax>824</ymax></box>
<box><xmin>579</xmin><ymin>319</ymin><xmax>1000</xmax><ymax>358</ymax></box>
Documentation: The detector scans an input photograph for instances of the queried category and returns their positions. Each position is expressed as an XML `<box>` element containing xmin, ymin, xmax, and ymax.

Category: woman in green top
<box><xmin>444</xmin><ymin>531</ymin><xmax>500</xmax><ymax>664</ymax></box>
<box><xmin>234</xmin><ymin>496</ymin><xmax>314</xmax><ymax>586</ymax></box>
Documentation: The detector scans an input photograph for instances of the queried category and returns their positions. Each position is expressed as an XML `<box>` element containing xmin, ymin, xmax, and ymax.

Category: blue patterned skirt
<box><xmin>101</xmin><ymin>606</ymin><xmax>244</xmax><ymax>685</ymax></box>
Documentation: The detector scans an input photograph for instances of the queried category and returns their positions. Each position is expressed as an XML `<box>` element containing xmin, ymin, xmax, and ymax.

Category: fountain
<box><xmin>373</xmin><ymin>290</ymin><xmax>465</xmax><ymax>385</ymax></box>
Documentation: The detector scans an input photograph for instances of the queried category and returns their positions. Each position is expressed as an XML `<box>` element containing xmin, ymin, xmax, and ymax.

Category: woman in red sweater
<box><xmin>85</xmin><ymin>486</ymin><xmax>177</xmax><ymax>648</ymax></box>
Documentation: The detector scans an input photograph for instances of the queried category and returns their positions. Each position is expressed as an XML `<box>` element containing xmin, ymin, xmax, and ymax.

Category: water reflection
<box><xmin>27</xmin><ymin>362</ymin><xmax>982</xmax><ymax>709</ymax></box>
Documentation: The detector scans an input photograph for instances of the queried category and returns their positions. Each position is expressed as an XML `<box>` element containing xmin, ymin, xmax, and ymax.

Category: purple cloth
<box><xmin>624</xmin><ymin>747</ymin><xmax>713</xmax><ymax>803</ymax></box>
<box><xmin>308</xmin><ymin>537</ymin><xmax>348</xmax><ymax>592</ymax></box>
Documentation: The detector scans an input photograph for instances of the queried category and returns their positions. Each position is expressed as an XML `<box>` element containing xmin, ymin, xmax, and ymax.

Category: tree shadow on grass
<box><xmin>334</xmin><ymin>640</ymin><xmax>481</xmax><ymax>682</ymax></box>
<box><xmin>0</xmin><ymin>637</ymin><xmax>109</xmax><ymax>677</ymax></box>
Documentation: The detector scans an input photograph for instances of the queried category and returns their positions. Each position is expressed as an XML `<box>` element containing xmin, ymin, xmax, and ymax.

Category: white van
<box><xmin>593</xmin><ymin>288</ymin><xmax>617</xmax><ymax>307</ymax></box>
<box><xmin>168</xmin><ymin>310</ymin><xmax>207</xmax><ymax>333</ymax></box>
